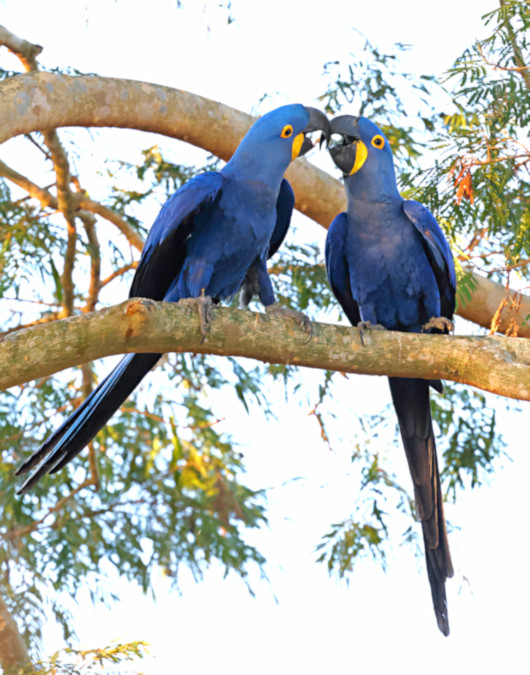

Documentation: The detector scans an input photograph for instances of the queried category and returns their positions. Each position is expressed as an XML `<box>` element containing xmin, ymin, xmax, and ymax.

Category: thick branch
<box><xmin>0</xmin><ymin>72</ymin><xmax>339</xmax><ymax>226</ymax></box>
<box><xmin>0</xmin><ymin>300</ymin><xmax>528</xmax><ymax>401</ymax></box>
<box><xmin>458</xmin><ymin>271</ymin><xmax>529</xmax><ymax>336</ymax></box>
<box><xmin>0</xmin><ymin>72</ymin><xmax>529</xmax><ymax>334</ymax></box>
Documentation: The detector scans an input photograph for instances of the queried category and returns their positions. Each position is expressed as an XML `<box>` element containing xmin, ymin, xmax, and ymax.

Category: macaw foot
<box><xmin>357</xmin><ymin>320</ymin><xmax>386</xmax><ymax>347</ymax></box>
<box><xmin>265</xmin><ymin>303</ymin><xmax>313</xmax><ymax>342</ymax></box>
<box><xmin>178</xmin><ymin>294</ymin><xmax>213</xmax><ymax>342</ymax></box>
<box><xmin>422</xmin><ymin>316</ymin><xmax>454</xmax><ymax>334</ymax></box>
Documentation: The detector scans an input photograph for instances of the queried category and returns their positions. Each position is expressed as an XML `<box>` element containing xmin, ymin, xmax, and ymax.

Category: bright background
<box><xmin>1</xmin><ymin>1</ymin><xmax>529</xmax><ymax>673</ymax></box>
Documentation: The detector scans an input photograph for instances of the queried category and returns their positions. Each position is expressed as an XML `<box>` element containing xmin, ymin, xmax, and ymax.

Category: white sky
<box><xmin>2</xmin><ymin>1</ymin><xmax>529</xmax><ymax>674</ymax></box>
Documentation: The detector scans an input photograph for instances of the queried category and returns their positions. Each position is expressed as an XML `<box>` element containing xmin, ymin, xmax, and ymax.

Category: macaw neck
<box><xmin>344</xmin><ymin>161</ymin><xmax>400</xmax><ymax>203</ymax></box>
<box><xmin>222</xmin><ymin>143</ymin><xmax>290</xmax><ymax>191</ymax></box>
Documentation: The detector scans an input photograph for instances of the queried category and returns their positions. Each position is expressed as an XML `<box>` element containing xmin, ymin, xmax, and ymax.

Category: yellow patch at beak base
<box><xmin>350</xmin><ymin>140</ymin><xmax>368</xmax><ymax>175</ymax></box>
<box><xmin>291</xmin><ymin>133</ymin><xmax>305</xmax><ymax>161</ymax></box>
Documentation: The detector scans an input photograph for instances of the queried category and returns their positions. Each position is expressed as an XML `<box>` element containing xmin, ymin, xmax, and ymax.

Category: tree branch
<box><xmin>457</xmin><ymin>270</ymin><xmax>529</xmax><ymax>336</ymax></box>
<box><xmin>0</xmin><ymin>71</ymin><xmax>529</xmax><ymax>334</ymax></box>
<box><xmin>0</xmin><ymin>25</ymin><xmax>41</xmax><ymax>71</ymax></box>
<box><xmin>0</xmin><ymin>158</ymin><xmax>56</xmax><ymax>209</ymax></box>
<box><xmin>5</xmin><ymin>28</ymin><xmax>81</xmax><ymax>319</ymax></box>
<box><xmin>0</xmin><ymin>157</ymin><xmax>144</xmax><ymax>251</ymax></box>
<box><xmin>0</xmin><ymin>593</ymin><xmax>34</xmax><ymax>671</ymax></box>
<box><xmin>0</xmin><ymin>300</ymin><xmax>528</xmax><ymax>401</ymax></box>
<box><xmin>499</xmin><ymin>0</ymin><xmax>530</xmax><ymax>90</ymax></box>
<box><xmin>77</xmin><ymin>196</ymin><xmax>144</xmax><ymax>251</ymax></box>
<box><xmin>100</xmin><ymin>262</ymin><xmax>138</xmax><ymax>287</ymax></box>
<box><xmin>80</xmin><ymin>211</ymin><xmax>100</xmax><ymax>313</ymax></box>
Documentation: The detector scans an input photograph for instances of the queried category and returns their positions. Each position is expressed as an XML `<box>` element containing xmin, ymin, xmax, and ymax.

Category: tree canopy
<box><xmin>0</xmin><ymin>1</ymin><xmax>528</xmax><ymax>671</ymax></box>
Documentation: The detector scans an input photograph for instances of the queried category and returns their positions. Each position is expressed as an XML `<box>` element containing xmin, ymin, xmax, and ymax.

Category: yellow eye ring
<box><xmin>281</xmin><ymin>124</ymin><xmax>294</xmax><ymax>138</ymax></box>
<box><xmin>371</xmin><ymin>135</ymin><xmax>385</xmax><ymax>149</ymax></box>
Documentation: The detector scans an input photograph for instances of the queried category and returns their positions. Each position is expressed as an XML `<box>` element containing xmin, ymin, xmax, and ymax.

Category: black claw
<box><xmin>357</xmin><ymin>320</ymin><xmax>386</xmax><ymax>346</ymax></box>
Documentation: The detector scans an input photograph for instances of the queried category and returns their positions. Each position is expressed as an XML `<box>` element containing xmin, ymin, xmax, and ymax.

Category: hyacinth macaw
<box><xmin>325</xmin><ymin>114</ymin><xmax>456</xmax><ymax>635</ymax></box>
<box><xmin>16</xmin><ymin>104</ymin><xmax>331</xmax><ymax>493</ymax></box>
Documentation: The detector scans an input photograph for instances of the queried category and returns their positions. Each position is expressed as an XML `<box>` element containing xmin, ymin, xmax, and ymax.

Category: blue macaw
<box><xmin>16</xmin><ymin>104</ymin><xmax>331</xmax><ymax>494</ymax></box>
<box><xmin>326</xmin><ymin>115</ymin><xmax>456</xmax><ymax>636</ymax></box>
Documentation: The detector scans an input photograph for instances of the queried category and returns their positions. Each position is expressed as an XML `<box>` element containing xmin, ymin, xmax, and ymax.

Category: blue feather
<box><xmin>327</xmin><ymin>114</ymin><xmax>456</xmax><ymax>635</ymax></box>
<box><xmin>16</xmin><ymin>104</ymin><xmax>329</xmax><ymax>493</ymax></box>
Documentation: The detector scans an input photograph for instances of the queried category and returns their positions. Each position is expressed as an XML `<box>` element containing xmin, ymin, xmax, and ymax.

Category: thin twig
<box><xmin>4</xmin><ymin>478</ymin><xmax>95</xmax><ymax>540</ymax></box>
<box><xmin>101</xmin><ymin>262</ymin><xmax>138</xmax><ymax>287</ymax></box>
<box><xmin>498</xmin><ymin>0</ymin><xmax>530</xmax><ymax>90</ymax></box>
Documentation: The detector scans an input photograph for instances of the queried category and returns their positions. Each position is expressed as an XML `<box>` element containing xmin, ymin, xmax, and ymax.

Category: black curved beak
<box><xmin>329</xmin><ymin>115</ymin><xmax>361</xmax><ymax>175</ymax></box>
<box><xmin>299</xmin><ymin>107</ymin><xmax>332</xmax><ymax>156</ymax></box>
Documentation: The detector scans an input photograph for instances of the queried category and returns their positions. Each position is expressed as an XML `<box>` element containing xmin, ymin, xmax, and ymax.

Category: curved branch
<box><xmin>77</xmin><ymin>196</ymin><xmax>144</xmax><ymax>251</ymax></box>
<box><xmin>0</xmin><ymin>72</ymin><xmax>529</xmax><ymax>334</ymax></box>
<box><xmin>0</xmin><ymin>156</ymin><xmax>144</xmax><ymax>250</ymax></box>
<box><xmin>1</xmin><ymin>300</ymin><xmax>528</xmax><ymax>401</ymax></box>
<box><xmin>0</xmin><ymin>157</ymin><xmax>56</xmax><ymax>208</ymax></box>
<box><xmin>0</xmin><ymin>24</ymin><xmax>41</xmax><ymax>71</ymax></box>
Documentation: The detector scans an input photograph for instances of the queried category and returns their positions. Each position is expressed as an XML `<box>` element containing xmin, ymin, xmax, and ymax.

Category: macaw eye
<box><xmin>371</xmin><ymin>135</ymin><xmax>385</xmax><ymax>149</ymax></box>
<box><xmin>281</xmin><ymin>124</ymin><xmax>294</xmax><ymax>138</ymax></box>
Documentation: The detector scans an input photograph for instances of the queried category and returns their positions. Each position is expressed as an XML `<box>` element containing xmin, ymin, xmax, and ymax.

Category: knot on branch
<box><xmin>123</xmin><ymin>298</ymin><xmax>157</xmax><ymax>340</ymax></box>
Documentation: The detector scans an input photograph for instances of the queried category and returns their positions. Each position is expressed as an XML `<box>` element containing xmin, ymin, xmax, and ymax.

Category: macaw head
<box><xmin>329</xmin><ymin>115</ymin><xmax>399</xmax><ymax>200</ymax></box>
<box><xmin>225</xmin><ymin>104</ymin><xmax>331</xmax><ymax>187</ymax></box>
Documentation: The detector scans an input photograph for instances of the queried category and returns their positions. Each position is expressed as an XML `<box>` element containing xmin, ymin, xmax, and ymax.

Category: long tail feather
<box><xmin>16</xmin><ymin>352</ymin><xmax>160</xmax><ymax>493</ymax></box>
<box><xmin>389</xmin><ymin>377</ymin><xmax>453</xmax><ymax>636</ymax></box>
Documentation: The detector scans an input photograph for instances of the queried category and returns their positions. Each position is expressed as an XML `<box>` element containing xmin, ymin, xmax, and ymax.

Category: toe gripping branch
<box><xmin>178</xmin><ymin>294</ymin><xmax>214</xmax><ymax>342</ymax></box>
<box><xmin>265</xmin><ymin>303</ymin><xmax>313</xmax><ymax>342</ymax></box>
<box><xmin>356</xmin><ymin>320</ymin><xmax>387</xmax><ymax>347</ymax></box>
<box><xmin>422</xmin><ymin>317</ymin><xmax>454</xmax><ymax>333</ymax></box>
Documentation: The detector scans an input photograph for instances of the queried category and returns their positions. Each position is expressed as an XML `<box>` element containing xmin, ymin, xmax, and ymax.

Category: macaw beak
<box><xmin>296</xmin><ymin>107</ymin><xmax>332</xmax><ymax>158</ymax></box>
<box><xmin>329</xmin><ymin>115</ymin><xmax>367</xmax><ymax>176</ymax></box>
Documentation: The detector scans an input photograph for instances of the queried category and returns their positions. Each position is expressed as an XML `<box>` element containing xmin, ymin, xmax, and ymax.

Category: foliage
<box><xmin>0</xmin><ymin>360</ymin><xmax>268</xmax><ymax>648</ymax></box>
<box><xmin>0</xmin><ymin>181</ymin><xmax>64</xmax><ymax>305</ymax></box>
<box><xmin>313</xmin><ymin>4</ymin><xmax>527</xmax><ymax>584</ymax></box>
<box><xmin>421</xmin><ymin>0</ymin><xmax>530</xmax><ymax>275</ymax></box>
<box><xmin>315</xmin><ymin>414</ymin><xmax>415</xmax><ymax>577</ymax></box>
<box><xmin>12</xmin><ymin>640</ymin><xmax>149</xmax><ymax>675</ymax></box>
<box><xmin>319</xmin><ymin>34</ymin><xmax>441</xmax><ymax>170</ymax></box>
<box><xmin>433</xmin><ymin>383</ymin><xmax>508</xmax><ymax>500</ymax></box>
<box><xmin>0</xmin><ymin>2</ymin><xmax>526</xmax><ymax>666</ymax></box>
<box><xmin>320</xmin><ymin>4</ymin><xmax>529</xmax><ymax>284</ymax></box>
<box><xmin>315</xmin><ymin>380</ymin><xmax>508</xmax><ymax>579</ymax></box>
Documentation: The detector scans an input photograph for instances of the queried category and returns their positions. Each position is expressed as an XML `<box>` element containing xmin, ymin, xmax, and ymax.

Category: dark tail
<box><xmin>389</xmin><ymin>377</ymin><xmax>454</xmax><ymax>636</ymax></box>
<box><xmin>16</xmin><ymin>352</ymin><xmax>160</xmax><ymax>493</ymax></box>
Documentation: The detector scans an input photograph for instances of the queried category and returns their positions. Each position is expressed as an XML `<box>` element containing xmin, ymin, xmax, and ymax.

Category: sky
<box><xmin>1</xmin><ymin>0</ymin><xmax>529</xmax><ymax>674</ymax></box>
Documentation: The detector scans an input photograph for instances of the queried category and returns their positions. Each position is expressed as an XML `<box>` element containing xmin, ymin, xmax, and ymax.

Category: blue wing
<box><xmin>268</xmin><ymin>179</ymin><xmax>295</xmax><ymax>258</ymax></box>
<box><xmin>16</xmin><ymin>172</ymin><xmax>225</xmax><ymax>493</ymax></box>
<box><xmin>325</xmin><ymin>212</ymin><xmax>361</xmax><ymax>326</ymax></box>
<box><xmin>239</xmin><ymin>179</ymin><xmax>295</xmax><ymax>308</ymax></box>
<box><xmin>129</xmin><ymin>172</ymin><xmax>224</xmax><ymax>300</ymax></box>
<box><xmin>403</xmin><ymin>200</ymin><xmax>456</xmax><ymax>320</ymax></box>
